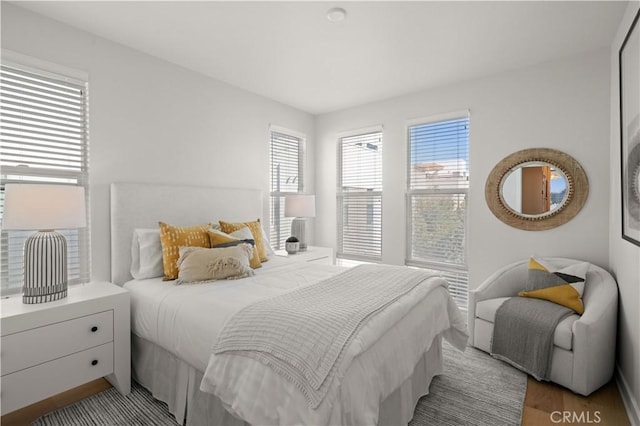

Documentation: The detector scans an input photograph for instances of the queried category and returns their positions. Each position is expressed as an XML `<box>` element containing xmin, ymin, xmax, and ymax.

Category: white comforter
<box><xmin>124</xmin><ymin>258</ymin><xmax>468</xmax><ymax>425</ymax></box>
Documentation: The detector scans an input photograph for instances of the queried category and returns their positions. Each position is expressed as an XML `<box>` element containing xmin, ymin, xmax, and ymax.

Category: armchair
<box><xmin>468</xmin><ymin>257</ymin><xmax>618</xmax><ymax>396</ymax></box>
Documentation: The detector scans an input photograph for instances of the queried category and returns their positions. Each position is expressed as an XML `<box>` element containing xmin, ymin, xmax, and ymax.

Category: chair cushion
<box><xmin>476</xmin><ymin>297</ymin><xmax>579</xmax><ymax>351</ymax></box>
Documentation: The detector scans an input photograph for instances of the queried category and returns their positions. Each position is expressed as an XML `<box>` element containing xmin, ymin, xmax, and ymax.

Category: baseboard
<box><xmin>616</xmin><ymin>364</ymin><xmax>640</xmax><ymax>426</ymax></box>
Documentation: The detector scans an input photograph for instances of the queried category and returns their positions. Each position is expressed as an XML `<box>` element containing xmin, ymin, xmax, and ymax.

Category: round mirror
<box><xmin>485</xmin><ymin>148</ymin><xmax>588</xmax><ymax>231</ymax></box>
<box><xmin>500</xmin><ymin>162</ymin><xmax>570</xmax><ymax>218</ymax></box>
<box><xmin>634</xmin><ymin>163</ymin><xmax>640</xmax><ymax>203</ymax></box>
<box><xmin>628</xmin><ymin>148</ymin><xmax>640</xmax><ymax>227</ymax></box>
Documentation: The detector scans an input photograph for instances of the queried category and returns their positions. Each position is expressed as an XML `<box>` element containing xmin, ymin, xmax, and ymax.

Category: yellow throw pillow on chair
<box><xmin>518</xmin><ymin>257</ymin><xmax>589</xmax><ymax>314</ymax></box>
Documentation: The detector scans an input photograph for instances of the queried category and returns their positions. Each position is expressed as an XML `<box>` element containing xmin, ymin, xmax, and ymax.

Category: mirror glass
<box><xmin>500</xmin><ymin>161</ymin><xmax>570</xmax><ymax>218</ymax></box>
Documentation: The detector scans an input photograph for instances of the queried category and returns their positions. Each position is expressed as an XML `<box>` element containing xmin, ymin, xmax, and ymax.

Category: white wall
<box><xmin>610</xmin><ymin>3</ymin><xmax>640</xmax><ymax>423</ymax></box>
<box><xmin>316</xmin><ymin>48</ymin><xmax>611</xmax><ymax>288</ymax></box>
<box><xmin>1</xmin><ymin>3</ymin><xmax>315</xmax><ymax>282</ymax></box>
<box><xmin>4</xmin><ymin>4</ymin><xmax>634</xmax><ymax>418</ymax></box>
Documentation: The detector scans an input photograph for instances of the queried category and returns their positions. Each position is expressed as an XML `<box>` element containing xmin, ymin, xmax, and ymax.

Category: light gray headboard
<box><xmin>110</xmin><ymin>182</ymin><xmax>263</xmax><ymax>285</ymax></box>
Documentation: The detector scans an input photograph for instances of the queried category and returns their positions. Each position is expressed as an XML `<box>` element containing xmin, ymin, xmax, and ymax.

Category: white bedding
<box><xmin>124</xmin><ymin>256</ymin><xmax>334</xmax><ymax>371</ymax></box>
<box><xmin>124</xmin><ymin>258</ymin><xmax>468</xmax><ymax>425</ymax></box>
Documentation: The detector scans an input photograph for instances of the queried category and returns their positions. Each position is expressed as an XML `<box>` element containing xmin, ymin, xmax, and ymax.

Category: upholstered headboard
<box><xmin>110</xmin><ymin>182</ymin><xmax>264</xmax><ymax>285</ymax></box>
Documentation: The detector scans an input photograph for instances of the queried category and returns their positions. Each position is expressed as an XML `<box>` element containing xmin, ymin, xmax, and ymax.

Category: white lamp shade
<box><xmin>284</xmin><ymin>195</ymin><xmax>316</xmax><ymax>218</ymax></box>
<box><xmin>2</xmin><ymin>184</ymin><xmax>87</xmax><ymax>230</ymax></box>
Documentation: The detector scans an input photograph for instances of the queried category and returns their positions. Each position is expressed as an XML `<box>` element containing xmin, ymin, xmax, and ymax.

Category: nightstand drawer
<box><xmin>305</xmin><ymin>254</ymin><xmax>331</xmax><ymax>264</ymax></box>
<box><xmin>0</xmin><ymin>342</ymin><xmax>113</xmax><ymax>414</ymax></box>
<box><xmin>1</xmin><ymin>310</ymin><xmax>113</xmax><ymax>376</ymax></box>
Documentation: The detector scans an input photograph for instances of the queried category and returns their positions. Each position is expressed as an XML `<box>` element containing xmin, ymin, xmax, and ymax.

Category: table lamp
<box><xmin>284</xmin><ymin>194</ymin><xmax>315</xmax><ymax>251</ymax></box>
<box><xmin>2</xmin><ymin>184</ymin><xmax>87</xmax><ymax>304</ymax></box>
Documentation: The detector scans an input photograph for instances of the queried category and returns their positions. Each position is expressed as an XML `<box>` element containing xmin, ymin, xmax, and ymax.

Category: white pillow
<box><xmin>176</xmin><ymin>244</ymin><xmax>254</xmax><ymax>284</ymax></box>
<box><xmin>228</xmin><ymin>226</ymin><xmax>253</xmax><ymax>240</ymax></box>
<box><xmin>261</xmin><ymin>225</ymin><xmax>276</xmax><ymax>256</ymax></box>
<box><xmin>130</xmin><ymin>228</ymin><xmax>164</xmax><ymax>279</ymax></box>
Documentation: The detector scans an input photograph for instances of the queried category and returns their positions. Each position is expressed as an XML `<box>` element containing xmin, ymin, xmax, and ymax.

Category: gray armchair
<box><xmin>468</xmin><ymin>257</ymin><xmax>618</xmax><ymax>396</ymax></box>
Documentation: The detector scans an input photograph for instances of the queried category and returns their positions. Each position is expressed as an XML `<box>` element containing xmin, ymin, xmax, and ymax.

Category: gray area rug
<box><xmin>409</xmin><ymin>342</ymin><xmax>526</xmax><ymax>426</ymax></box>
<box><xmin>33</xmin><ymin>342</ymin><xmax>526</xmax><ymax>425</ymax></box>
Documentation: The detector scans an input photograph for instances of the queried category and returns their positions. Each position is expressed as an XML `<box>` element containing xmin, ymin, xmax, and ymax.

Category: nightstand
<box><xmin>274</xmin><ymin>245</ymin><xmax>335</xmax><ymax>265</ymax></box>
<box><xmin>0</xmin><ymin>282</ymin><xmax>130</xmax><ymax>415</ymax></box>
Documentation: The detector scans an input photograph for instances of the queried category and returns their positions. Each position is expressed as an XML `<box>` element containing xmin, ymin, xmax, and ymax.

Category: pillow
<box><xmin>209</xmin><ymin>227</ymin><xmax>261</xmax><ymax>269</ymax></box>
<box><xmin>176</xmin><ymin>244</ymin><xmax>254</xmax><ymax>284</ymax></box>
<box><xmin>130</xmin><ymin>228</ymin><xmax>164</xmax><ymax>279</ymax></box>
<box><xmin>219</xmin><ymin>219</ymin><xmax>268</xmax><ymax>262</ymax></box>
<box><xmin>261</xmin><ymin>225</ymin><xmax>276</xmax><ymax>257</ymax></box>
<box><xmin>158</xmin><ymin>222</ymin><xmax>211</xmax><ymax>280</ymax></box>
<box><xmin>518</xmin><ymin>257</ymin><xmax>589</xmax><ymax>314</ymax></box>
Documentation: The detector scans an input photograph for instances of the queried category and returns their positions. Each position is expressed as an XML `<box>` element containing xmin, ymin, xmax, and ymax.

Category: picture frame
<box><xmin>619</xmin><ymin>8</ymin><xmax>640</xmax><ymax>247</ymax></box>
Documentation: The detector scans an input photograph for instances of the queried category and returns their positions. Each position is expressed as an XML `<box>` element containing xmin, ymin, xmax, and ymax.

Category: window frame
<box><xmin>0</xmin><ymin>55</ymin><xmax>91</xmax><ymax>296</ymax></box>
<box><xmin>336</xmin><ymin>126</ymin><xmax>384</xmax><ymax>262</ymax></box>
<box><xmin>269</xmin><ymin>125</ymin><xmax>305</xmax><ymax>250</ymax></box>
<box><xmin>405</xmin><ymin>111</ymin><xmax>470</xmax><ymax>308</ymax></box>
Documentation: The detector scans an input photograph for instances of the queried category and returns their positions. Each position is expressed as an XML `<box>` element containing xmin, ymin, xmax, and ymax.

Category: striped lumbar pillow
<box><xmin>219</xmin><ymin>219</ymin><xmax>268</xmax><ymax>262</ymax></box>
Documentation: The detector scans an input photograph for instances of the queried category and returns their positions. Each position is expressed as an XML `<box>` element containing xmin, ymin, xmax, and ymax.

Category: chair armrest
<box><xmin>571</xmin><ymin>269</ymin><xmax>618</xmax><ymax>395</ymax></box>
<box><xmin>472</xmin><ymin>260</ymin><xmax>529</xmax><ymax>302</ymax></box>
<box><xmin>468</xmin><ymin>259</ymin><xmax>528</xmax><ymax>345</ymax></box>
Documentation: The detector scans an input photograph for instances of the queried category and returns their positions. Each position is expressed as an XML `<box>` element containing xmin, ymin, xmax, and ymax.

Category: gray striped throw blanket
<box><xmin>491</xmin><ymin>297</ymin><xmax>573</xmax><ymax>380</ymax></box>
<box><xmin>213</xmin><ymin>264</ymin><xmax>439</xmax><ymax>408</ymax></box>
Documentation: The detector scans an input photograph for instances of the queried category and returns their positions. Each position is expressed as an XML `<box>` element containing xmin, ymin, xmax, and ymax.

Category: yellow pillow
<box><xmin>158</xmin><ymin>222</ymin><xmax>211</xmax><ymax>280</ymax></box>
<box><xmin>518</xmin><ymin>257</ymin><xmax>589</xmax><ymax>314</ymax></box>
<box><xmin>518</xmin><ymin>285</ymin><xmax>584</xmax><ymax>314</ymax></box>
<box><xmin>208</xmin><ymin>228</ymin><xmax>262</xmax><ymax>269</ymax></box>
<box><xmin>219</xmin><ymin>219</ymin><xmax>268</xmax><ymax>262</ymax></box>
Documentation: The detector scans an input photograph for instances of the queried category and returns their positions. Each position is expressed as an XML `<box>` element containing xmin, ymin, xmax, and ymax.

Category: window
<box><xmin>0</xmin><ymin>62</ymin><xmax>90</xmax><ymax>295</ymax></box>
<box><xmin>406</xmin><ymin>114</ymin><xmax>469</xmax><ymax>308</ymax></box>
<box><xmin>269</xmin><ymin>127</ymin><xmax>304</xmax><ymax>250</ymax></box>
<box><xmin>337</xmin><ymin>129</ymin><xmax>383</xmax><ymax>261</ymax></box>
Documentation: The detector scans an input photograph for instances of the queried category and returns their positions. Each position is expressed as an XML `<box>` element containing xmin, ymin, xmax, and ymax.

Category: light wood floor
<box><xmin>523</xmin><ymin>377</ymin><xmax>630</xmax><ymax>426</ymax></box>
<box><xmin>1</xmin><ymin>379</ymin><xmax>112</xmax><ymax>426</ymax></box>
<box><xmin>1</xmin><ymin>377</ymin><xmax>630</xmax><ymax>426</ymax></box>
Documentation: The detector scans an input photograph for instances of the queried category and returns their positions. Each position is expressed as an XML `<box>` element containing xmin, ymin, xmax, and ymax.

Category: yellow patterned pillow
<box><xmin>219</xmin><ymin>219</ymin><xmax>268</xmax><ymax>262</ymax></box>
<box><xmin>158</xmin><ymin>222</ymin><xmax>211</xmax><ymax>280</ymax></box>
<box><xmin>518</xmin><ymin>257</ymin><xmax>589</xmax><ymax>314</ymax></box>
<box><xmin>208</xmin><ymin>228</ymin><xmax>261</xmax><ymax>269</ymax></box>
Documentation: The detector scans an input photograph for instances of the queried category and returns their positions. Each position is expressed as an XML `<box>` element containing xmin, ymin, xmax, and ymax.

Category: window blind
<box><xmin>406</xmin><ymin>116</ymin><xmax>469</xmax><ymax>308</ymax></box>
<box><xmin>337</xmin><ymin>130</ymin><xmax>383</xmax><ymax>261</ymax></box>
<box><xmin>0</xmin><ymin>63</ymin><xmax>90</xmax><ymax>295</ymax></box>
<box><xmin>269</xmin><ymin>129</ymin><xmax>304</xmax><ymax>250</ymax></box>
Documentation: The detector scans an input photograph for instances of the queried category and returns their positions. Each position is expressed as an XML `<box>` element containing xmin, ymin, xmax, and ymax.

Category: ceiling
<box><xmin>13</xmin><ymin>1</ymin><xmax>628</xmax><ymax>115</ymax></box>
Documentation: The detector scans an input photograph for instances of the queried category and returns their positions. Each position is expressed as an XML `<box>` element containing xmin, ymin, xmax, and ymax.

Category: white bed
<box><xmin>110</xmin><ymin>182</ymin><xmax>468</xmax><ymax>426</ymax></box>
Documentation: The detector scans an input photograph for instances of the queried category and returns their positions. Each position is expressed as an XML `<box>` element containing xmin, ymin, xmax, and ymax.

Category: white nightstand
<box><xmin>274</xmin><ymin>246</ymin><xmax>335</xmax><ymax>265</ymax></box>
<box><xmin>0</xmin><ymin>282</ymin><xmax>130</xmax><ymax>415</ymax></box>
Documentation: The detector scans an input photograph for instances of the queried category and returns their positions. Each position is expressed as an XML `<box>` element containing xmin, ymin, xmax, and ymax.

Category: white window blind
<box><xmin>337</xmin><ymin>130</ymin><xmax>383</xmax><ymax>261</ymax></box>
<box><xmin>269</xmin><ymin>128</ymin><xmax>304</xmax><ymax>250</ymax></box>
<box><xmin>0</xmin><ymin>63</ymin><xmax>90</xmax><ymax>295</ymax></box>
<box><xmin>406</xmin><ymin>115</ymin><xmax>469</xmax><ymax>308</ymax></box>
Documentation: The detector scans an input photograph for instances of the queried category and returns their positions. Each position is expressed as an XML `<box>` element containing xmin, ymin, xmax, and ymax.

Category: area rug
<box><xmin>410</xmin><ymin>342</ymin><xmax>526</xmax><ymax>426</ymax></box>
<box><xmin>33</xmin><ymin>342</ymin><xmax>526</xmax><ymax>425</ymax></box>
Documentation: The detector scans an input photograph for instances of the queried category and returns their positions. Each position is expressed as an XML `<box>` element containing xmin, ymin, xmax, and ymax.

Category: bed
<box><xmin>110</xmin><ymin>182</ymin><xmax>468</xmax><ymax>426</ymax></box>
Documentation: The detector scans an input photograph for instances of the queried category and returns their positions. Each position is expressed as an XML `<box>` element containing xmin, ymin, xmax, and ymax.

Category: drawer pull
<box><xmin>91</xmin><ymin>326</ymin><xmax>98</xmax><ymax>332</ymax></box>
<box><xmin>91</xmin><ymin>359</ymin><xmax>98</xmax><ymax>366</ymax></box>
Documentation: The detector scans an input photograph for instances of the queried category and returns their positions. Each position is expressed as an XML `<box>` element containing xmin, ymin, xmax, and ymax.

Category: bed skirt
<box><xmin>131</xmin><ymin>333</ymin><xmax>444</xmax><ymax>426</ymax></box>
